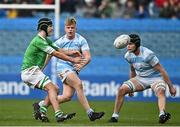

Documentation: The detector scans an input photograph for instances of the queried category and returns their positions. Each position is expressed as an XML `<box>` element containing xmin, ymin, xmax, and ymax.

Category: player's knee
<box><xmin>75</xmin><ymin>82</ymin><xmax>83</xmax><ymax>91</ymax></box>
<box><xmin>117</xmin><ymin>86</ymin><xmax>127</xmax><ymax>96</ymax></box>
<box><xmin>64</xmin><ymin>96</ymin><xmax>71</xmax><ymax>102</ymax></box>
<box><xmin>54</xmin><ymin>85</ymin><xmax>60</xmax><ymax>94</ymax></box>
<box><xmin>156</xmin><ymin>88</ymin><xmax>165</xmax><ymax>97</ymax></box>
<box><xmin>154</xmin><ymin>82</ymin><xmax>166</xmax><ymax>97</ymax></box>
<box><xmin>47</xmin><ymin>85</ymin><xmax>58</xmax><ymax>93</ymax></box>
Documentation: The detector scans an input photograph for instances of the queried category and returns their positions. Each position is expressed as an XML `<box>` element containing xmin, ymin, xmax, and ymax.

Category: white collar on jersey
<box><xmin>38</xmin><ymin>34</ymin><xmax>46</xmax><ymax>40</ymax></box>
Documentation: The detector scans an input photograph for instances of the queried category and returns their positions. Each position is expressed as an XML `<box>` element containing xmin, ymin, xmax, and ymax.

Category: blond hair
<box><xmin>65</xmin><ymin>17</ymin><xmax>76</xmax><ymax>26</ymax></box>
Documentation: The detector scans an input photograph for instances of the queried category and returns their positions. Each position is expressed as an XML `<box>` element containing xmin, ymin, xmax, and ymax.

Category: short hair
<box><xmin>65</xmin><ymin>17</ymin><xmax>76</xmax><ymax>26</ymax></box>
<box><xmin>129</xmin><ymin>34</ymin><xmax>141</xmax><ymax>48</ymax></box>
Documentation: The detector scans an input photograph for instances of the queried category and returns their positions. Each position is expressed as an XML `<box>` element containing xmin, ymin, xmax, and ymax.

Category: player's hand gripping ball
<box><xmin>113</xmin><ymin>34</ymin><xmax>130</xmax><ymax>49</ymax></box>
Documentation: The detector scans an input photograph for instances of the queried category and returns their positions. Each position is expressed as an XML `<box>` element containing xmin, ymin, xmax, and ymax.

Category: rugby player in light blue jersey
<box><xmin>109</xmin><ymin>34</ymin><xmax>176</xmax><ymax>124</ymax></box>
<box><xmin>37</xmin><ymin>17</ymin><xmax>104</xmax><ymax>121</ymax></box>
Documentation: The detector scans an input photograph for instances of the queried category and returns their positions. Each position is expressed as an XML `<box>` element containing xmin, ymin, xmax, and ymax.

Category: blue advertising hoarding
<box><xmin>0</xmin><ymin>74</ymin><xmax>179</xmax><ymax>102</ymax></box>
<box><xmin>79</xmin><ymin>75</ymin><xmax>180</xmax><ymax>102</ymax></box>
<box><xmin>0</xmin><ymin>74</ymin><xmax>46</xmax><ymax>99</ymax></box>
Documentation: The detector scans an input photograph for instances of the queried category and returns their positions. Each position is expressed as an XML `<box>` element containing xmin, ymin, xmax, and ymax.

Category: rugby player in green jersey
<box><xmin>21</xmin><ymin>18</ymin><xmax>82</xmax><ymax>123</ymax></box>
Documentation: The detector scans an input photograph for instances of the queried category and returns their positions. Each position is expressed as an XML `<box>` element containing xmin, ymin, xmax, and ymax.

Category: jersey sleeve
<box><xmin>146</xmin><ymin>53</ymin><xmax>159</xmax><ymax>67</ymax></box>
<box><xmin>51</xmin><ymin>43</ymin><xmax>59</xmax><ymax>51</ymax></box>
<box><xmin>47</xmin><ymin>38</ymin><xmax>59</xmax><ymax>51</ymax></box>
<box><xmin>81</xmin><ymin>38</ymin><xmax>90</xmax><ymax>51</ymax></box>
<box><xmin>124</xmin><ymin>52</ymin><xmax>131</xmax><ymax>64</ymax></box>
<box><xmin>35</xmin><ymin>39</ymin><xmax>55</xmax><ymax>54</ymax></box>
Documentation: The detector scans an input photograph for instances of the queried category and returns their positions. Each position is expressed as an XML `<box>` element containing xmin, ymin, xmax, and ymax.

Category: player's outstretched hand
<box><xmin>169</xmin><ymin>86</ymin><xmax>176</xmax><ymax>97</ymax></box>
<box><xmin>72</xmin><ymin>57</ymin><xmax>84</xmax><ymax>64</ymax></box>
<box><xmin>68</xmin><ymin>50</ymin><xmax>82</xmax><ymax>57</ymax></box>
<box><xmin>128</xmin><ymin>92</ymin><xmax>134</xmax><ymax>97</ymax></box>
<box><xmin>74</xmin><ymin>58</ymin><xmax>87</xmax><ymax>72</ymax></box>
<box><xmin>72</xmin><ymin>57</ymin><xmax>82</xmax><ymax>64</ymax></box>
<box><xmin>74</xmin><ymin>64</ymin><xmax>82</xmax><ymax>72</ymax></box>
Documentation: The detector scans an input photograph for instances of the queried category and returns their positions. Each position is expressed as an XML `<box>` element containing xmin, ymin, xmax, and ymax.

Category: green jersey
<box><xmin>21</xmin><ymin>35</ymin><xmax>59</xmax><ymax>70</ymax></box>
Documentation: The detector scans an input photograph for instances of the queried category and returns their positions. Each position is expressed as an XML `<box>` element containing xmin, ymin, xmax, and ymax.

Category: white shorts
<box><xmin>124</xmin><ymin>76</ymin><xmax>167</xmax><ymax>92</ymax></box>
<box><xmin>21</xmin><ymin>66</ymin><xmax>51</xmax><ymax>89</ymax></box>
<box><xmin>57</xmin><ymin>68</ymin><xmax>78</xmax><ymax>83</ymax></box>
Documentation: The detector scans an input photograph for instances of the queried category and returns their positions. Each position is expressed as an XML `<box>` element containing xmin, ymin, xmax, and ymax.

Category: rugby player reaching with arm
<box><xmin>34</xmin><ymin>17</ymin><xmax>105</xmax><ymax>121</ymax></box>
<box><xmin>21</xmin><ymin>18</ymin><xmax>82</xmax><ymax>123</ymax></box>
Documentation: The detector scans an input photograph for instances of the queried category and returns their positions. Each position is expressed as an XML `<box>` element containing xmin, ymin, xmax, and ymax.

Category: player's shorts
<box><xmin>57</xmin><ymin>64</ymin><xmax>78</xmax><ymax>83</ymax></box>
<box><xmin>21</xmin><ymin>66</ymin><xmax>51</xmax><ymax>89</ymax></box>
<box><xmin>123</xmin><ymin>76</ymin><xmax>167</xmax><ymax>92</ymax></box>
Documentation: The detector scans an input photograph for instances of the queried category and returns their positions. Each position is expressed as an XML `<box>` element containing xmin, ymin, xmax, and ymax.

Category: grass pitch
<box><xmin>0</xmin><ymin>99</ymin><xmax>179</xmax><ymax>126</ymax></box>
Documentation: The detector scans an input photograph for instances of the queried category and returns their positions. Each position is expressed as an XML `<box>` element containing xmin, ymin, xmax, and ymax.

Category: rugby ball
<box><xmin>113</xmin><ymin>34</ymin><xmax>130</xmax><ymax>49</ymax></box>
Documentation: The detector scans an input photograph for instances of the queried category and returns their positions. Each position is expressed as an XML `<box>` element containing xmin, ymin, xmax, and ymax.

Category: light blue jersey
<box><xmin>124</xmin><ymin>46</ymin><xmax>161</xmax><ymax>78</ymax></box>
<box><xmin>55</xmin><ymin>33</ymin><xmax>90</xmax><ymax>77</ymax></box>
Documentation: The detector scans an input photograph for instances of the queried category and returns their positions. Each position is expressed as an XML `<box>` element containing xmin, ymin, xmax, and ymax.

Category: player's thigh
<box><xmin>21</xmin><ymin>66</ymin><xmax>51</xmax><ymax>89</ymax></box>
<box><xmin>151</xmin><ymin>81</ymin><xmax>166</xmax><ymax>96</ymax></box>
<box><xmin>62</xmin><ymin>83</ymin><xmax>75</xmax><ymax>97</ymax></box>
<box><xmin>123</xmin><ymin>77</ymin><xmax>144</xmax><ymax>92</ymax></box>
<box><xmin>119</xmin><ymin>84</ymin><xmax>132</xmax><ymax>94</ymax></box>
<box><xmin>65</xmin><ymin>72</ymin><xmax>82</xmax><ymax>89</ymax></box>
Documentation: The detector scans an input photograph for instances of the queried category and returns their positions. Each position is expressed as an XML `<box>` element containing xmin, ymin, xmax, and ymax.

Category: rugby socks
<box><xmin>38</xmin><ymin>100</ymin><xmax>45</xmax><ymax>107</ymax></box>
<box><xmin>40</xmin><ymin>106</ymin><xmax>48</xmax><ymax>114</ymax></box>
<box><xmin>55</xmin><ymin>110</ymin><xmax>63</xmax><ymax>117</ymax></box>
<box><xmin>112</xmin><ymin>112</ymin><xmax>119</xmax><ymax>119</ymax></box>
<box><xmin>87</xmin><ymin>108</ymin><xmax>94</xmax><ymax>117</ymax></box>
<box><xmin>159</xmin><ymin>110</ymin><xmax>165</xmax><ymax>117</ymax></box>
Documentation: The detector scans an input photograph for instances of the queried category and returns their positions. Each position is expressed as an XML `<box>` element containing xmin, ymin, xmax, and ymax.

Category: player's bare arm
<box><xmin>58</xmin><ymin>49</ymin><xmax>82</xmax><ymax>57</ymax></box>
<box><xmin>130</xmin><ymin>65</ymin><xmax>136</xmax><ymax>78</ymax></box>
<box><xmin>153</xmin><ymin>63</ymin><xmax>176</xmax><ymax>96</ymax></box>
<box><xmin>74</xmin><ymin>50</ymin><xmax>91</xmax><ymax>72</ymax></box>
<box><xmin>51</xmin><ymin>50</ymin><xmax>82</xmax><ymax>64</ymax></box>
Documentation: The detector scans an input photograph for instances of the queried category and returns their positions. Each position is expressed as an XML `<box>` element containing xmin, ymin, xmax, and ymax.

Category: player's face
<box><xmin>47</xmin><ymin>25</ymin><xmax>53</xmax><ymax>36</ymax></box>
<box><xmin>127</xmin><ymin>42</ymin><xmax>136</xmax><ymax>52</ymax></box>
<box><xmin>65</xmin><ymin>24</ymin><xmax>76</xmax><ymax>39</ymax></box>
